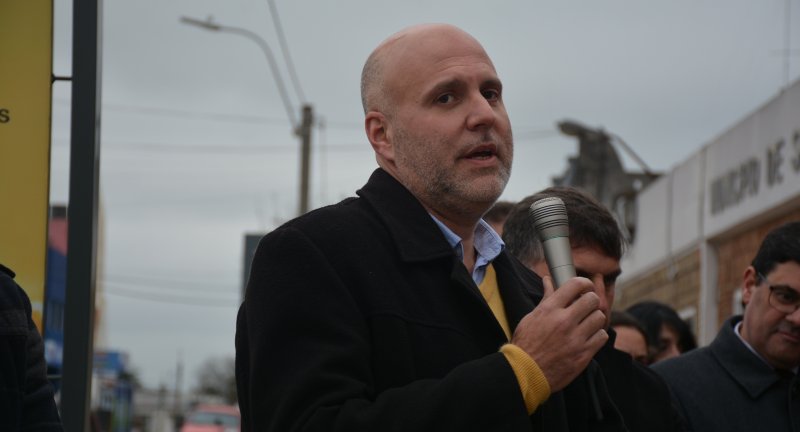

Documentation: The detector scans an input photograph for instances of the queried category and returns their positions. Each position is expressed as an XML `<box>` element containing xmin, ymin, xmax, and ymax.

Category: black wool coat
<box><xmin>236</xmin><ymin>168</ymin><xmax>625</xmax><ymax>432</ymax></box>
<box><xmin>654</xmin><ymin>316</ymin><xmax>800</xmax><ymax>432</ymax></box>
<box><xmin>0</xmin><ymin>264</ymin><xmax>63</xmax><ymax>432</ymax></box>
<box><xmin>594</xmin><ymin>331</ymin><xmax>686</xmax><ymax>432</ymax></box>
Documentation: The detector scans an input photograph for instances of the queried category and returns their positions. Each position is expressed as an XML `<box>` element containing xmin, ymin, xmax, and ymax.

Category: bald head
<box><xmin>359</xmin><ymin>24</ymin><xmax>511</xmax><ymax>230</ymax></box>
<box><xmin>360</xmin><ymin>24</ymin><xmax>491</xmax><ymax>115</ymax></box>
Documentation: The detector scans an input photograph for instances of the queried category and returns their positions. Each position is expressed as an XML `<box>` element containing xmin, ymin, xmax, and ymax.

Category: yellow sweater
<box><xmin>479</xmin><ymin>264</ymin><xmax>551</xmax><ymax>414</ymax></box>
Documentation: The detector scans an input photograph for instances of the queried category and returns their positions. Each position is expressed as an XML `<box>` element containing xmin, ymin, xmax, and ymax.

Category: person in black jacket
<box><xmin>236</xmin><ymin>24</ymin><xmax>621</xmax><ymax>431</ymax></box>
<box><xmin>503</xmin><ymin>187</ymin><xmax>685</xmax><ymax>432</ymax></box>
<box><xmin>0</xmin><ymin>263</ymin><xmax>63</xmax><ymax>431</ymax></box>
<box><xmin>653</xmin><ymin>221</ymin><xmax>800</xmax><ymax>432</ymax></box>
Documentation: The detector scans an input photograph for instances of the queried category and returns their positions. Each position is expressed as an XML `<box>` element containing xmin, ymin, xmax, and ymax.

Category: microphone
<box><xmin>531</xmin><ymin>197</ymin><xmax>604</xmax><ymax>420</ymax></box>
<box><xmin>529</xmin><ymin>197</ymin><xmax>575</xmax><ymax>288</ymax></box>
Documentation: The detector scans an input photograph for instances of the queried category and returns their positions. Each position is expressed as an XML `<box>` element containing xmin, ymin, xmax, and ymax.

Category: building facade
<box><xmin>617</xmin><ymin>79</ymin><xmax>800</xmax><ymax>344</ymax></box>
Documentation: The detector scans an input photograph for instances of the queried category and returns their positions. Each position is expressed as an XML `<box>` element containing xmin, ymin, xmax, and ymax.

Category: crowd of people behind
<box><xmin>3</xmin><ymin>22</ymin><xmax>799</xmax><ymax>432</ymax></box>
<box><xmin>490</xmin><ymin>198</ymin><xmax>700</xmax><ymax>370</ymax></box>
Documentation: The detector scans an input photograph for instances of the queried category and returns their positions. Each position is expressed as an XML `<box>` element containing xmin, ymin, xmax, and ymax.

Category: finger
<box><xmin>570</xmin><ymin>276</ymin><xmax>596</xmax><ymax>295</ymax></box>
<box><xmin>576</xmin><ymin>309</ymin><xmax>607</xmax><ymax>337</ymax></box>
<box><xmin>560</xmin><ymin>286</ymin><xmax>600</xmax><ymax>317</ymax></box>
<box><xmin>557</xmin><ymin>277</ymin><xmax>595</xmax><ymax>298</ymax></box>
<box><xmin>542</xmin><ymin>275</ymin><xmax>555</xmax><ymax>299</ymax></box>
<box><xmin>586</xmin><ymin>327</ymin><xmax>609</xmax><ymax>350</ymax></box>
<box><xmin>544</xmin><ymin>277</ymin><xmax>588</xmax><ymax>308</ymax></box>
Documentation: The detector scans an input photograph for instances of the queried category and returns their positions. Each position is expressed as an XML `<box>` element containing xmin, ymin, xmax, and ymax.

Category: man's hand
<box><xmin>510</xmin><ymin>276</ymin><xmax>607</xmax><ymax>392</ymax></box>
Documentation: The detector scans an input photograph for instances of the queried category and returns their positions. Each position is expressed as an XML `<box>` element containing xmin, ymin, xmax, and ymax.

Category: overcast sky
<box><xmin>49</xmin><ymin>0</ymin><xmax>799</xmax><ymax>391</ymax></box>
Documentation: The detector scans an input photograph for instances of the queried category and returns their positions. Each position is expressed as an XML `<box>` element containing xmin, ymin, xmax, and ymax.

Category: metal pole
<box><xmin>785</xmin><ymin>0</ymin><xmax>791</xmax><ymax>87</ymax></box>
<box><xmin>179</xmin><ymin>17</ymin><xmax>298</xmax><ymax>130</ymax></box>
<box><xmin>61</xmin><ymin>0</ymin><xmax>102</xmax><ymax>430</ymax></box>
<box><xmin>298</xmin><ymin>104</ymin><xmax>313</xmax><ymax>215</ymax></box>
<box><xmin>180</xmin><ymin>17</ymin><xmax>314</xmax><ymax>216</ymax></box>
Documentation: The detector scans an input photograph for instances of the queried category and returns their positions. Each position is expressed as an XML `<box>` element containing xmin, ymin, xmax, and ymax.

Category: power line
<box><xmin>52</xmin><ymin>135</ymin><xmax>557</xmax><ymax>154</ymax></box>
<box><xmin>104</xmin><ymin>274</ymin><xmax>239</xmax><ymax>292</ymax></box>
<box><xmin>103</xmin><ymin>281</ymin><xmax>238</xmax><ymax>299</ymax></box>
<box><xmin>51</xmin><ymin>134</ymin><xmax>556</xmax><ymax>155</ymax></box>
<box><xmin>514</xmin><ymin>129</ymin><xmax>561</xmax><ymax>140</ymax></box>
<box><xmin>104</xmin><ymin>286</ymin><xmax>240</xmax><ymax>308</ymax></box>
<box><xmin>52</xmin><ymin>98</ymin><xmax>561</xmax><ymax>135</ymax></box>
<box><xmin>52</xmin><ymin>98</ymin><xmax>291</xmax><ymax>126</ymax></box>
<box><xmin>222</xmin><ymin>24</ymin><xmax>299</xmax><ymax>128</ymax></box>
<box><xmin>267</xmin><ymin>0</ymin><xmax>306</xmax><ymax>104</ymax></box>
<box><xmin>51</xmin><ymin>137</ymin><xmax>370</xmax><ymax>154</ymax></box>
<box><xmin>321</xmin><ymin>119</ymin><xmax>364</xmax><ymax>130</ymax></box>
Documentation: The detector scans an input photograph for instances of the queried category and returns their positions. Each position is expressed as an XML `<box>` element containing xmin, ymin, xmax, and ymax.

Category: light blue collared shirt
<box><xmin>430</xmin><ymin>215</ymin><xmax>505</xmax><ymax>286</ymax></box>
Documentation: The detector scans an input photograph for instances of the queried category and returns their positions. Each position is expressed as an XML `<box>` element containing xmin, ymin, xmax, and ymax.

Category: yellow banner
<box><xmin>0</xmin><ymin>0</ymin><xmax>54</xmax><ymax>332</ymax></box>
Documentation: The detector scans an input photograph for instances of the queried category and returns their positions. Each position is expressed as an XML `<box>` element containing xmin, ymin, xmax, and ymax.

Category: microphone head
<box><xmin>529</xmin><ymin>197</ymin><xmax>570</xmax><ymax>241</ymax></box>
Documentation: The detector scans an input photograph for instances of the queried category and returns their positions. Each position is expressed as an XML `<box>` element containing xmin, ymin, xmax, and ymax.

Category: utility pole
<box><xmin>174</xmin><ymin>352</ymin><xmax>183</xmax><ymax>420</ymax></box>
<box><xmin>785</xmin><ymin>0</ymin><xmax>791</xmax><ymax>87</ymax></box>
<box><xmin>180</xmin><ymin>16</ymin><xmax>314</xmax><ymax>216</ymax></box>
<box><xmin>62</xmin><ymin>0</ymin><xmax>102</xmax><ymax>430</ymax></box>
<box><xmin>298</xmin><ymin>104</ymin><xmax>313</xmax><ymax>215</ymax></box>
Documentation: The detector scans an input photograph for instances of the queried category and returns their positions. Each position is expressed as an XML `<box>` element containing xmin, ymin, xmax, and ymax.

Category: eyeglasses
<box><xmin>758</xmin><ymin>273</ymin><xmax>800</xmax><ymax>314</ymax></box>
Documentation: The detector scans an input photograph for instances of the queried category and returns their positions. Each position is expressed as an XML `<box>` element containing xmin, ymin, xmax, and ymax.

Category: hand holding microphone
<box><xmin>509</xmin><ymin>196</ymin><xmax>608</xmax><ymax>391</ymax></box>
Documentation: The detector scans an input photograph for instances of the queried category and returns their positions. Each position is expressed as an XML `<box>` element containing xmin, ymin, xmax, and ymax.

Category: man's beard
<box><xmin>393</xmin><ymin>126</ymin><xmax>512</xmax><ymax>216</ymax></box>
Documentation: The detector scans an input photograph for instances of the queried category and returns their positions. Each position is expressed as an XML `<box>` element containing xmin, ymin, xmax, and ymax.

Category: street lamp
<box><xmin>181</xmin><ymin>16</ymin><xmax>313</xmax><ymax>215</ymax></box>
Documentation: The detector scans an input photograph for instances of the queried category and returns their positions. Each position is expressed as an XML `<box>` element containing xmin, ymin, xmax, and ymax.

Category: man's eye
<box><xmin>436</xmin><ymin>94</ymin><xmax>454</xmax><ymax>104</ymax></box>
<box><xmin>773</xmin><ymin>287</ymin><xmax>800</xmax><ymax>304</ymax></box>
<box><xmin>482</xmin><ymin>89</ymin><xmax>500</xmax><ymax>100</ymax></box>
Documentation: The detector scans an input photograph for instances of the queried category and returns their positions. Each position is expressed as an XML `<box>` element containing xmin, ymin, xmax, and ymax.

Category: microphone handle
<box><xmin>542</xmin><ymin>235</ymin><xmax>576</xmax><ymax>289</ymax></box>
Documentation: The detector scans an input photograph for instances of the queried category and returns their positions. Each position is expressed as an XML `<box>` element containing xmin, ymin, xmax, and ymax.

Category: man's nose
<box><xmin>466</xmin><ymin>93</ymin><xmax>496</xmax><ymax>130</ymax></box>
<box><xmin>592</xmin><ymin>275</ymin><xmax>609</xmax><ymax>313</ymax></box>
<box><xmin>785</xmin><ymin>305</ymin><xmax>800</xmax><ymax>325</ymax></box>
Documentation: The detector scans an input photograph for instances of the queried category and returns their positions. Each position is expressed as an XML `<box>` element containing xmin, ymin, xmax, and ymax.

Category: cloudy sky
<box><xmin>49</xmin><ymin>0</ymin><xmax>798</xmax><ymax>391</ymax></box>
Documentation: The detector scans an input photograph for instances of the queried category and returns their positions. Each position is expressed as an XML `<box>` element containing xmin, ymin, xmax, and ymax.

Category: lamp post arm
<box><xmin>180</xmin><ymin>16</ymin><xmax>221</xmax><ymax>30</ymax></box>
<box><xmin>220</xmin><ymin>25</ymin><xmax>298</xmax><ymax>130</ymax></box>
<box><xmin>180</xmin><ymin>16</ymin><xmax>298</xmax><ymax>130</ymax></box>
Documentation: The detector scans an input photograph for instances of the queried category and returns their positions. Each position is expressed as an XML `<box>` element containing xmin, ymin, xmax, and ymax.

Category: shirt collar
<box><xmin>430</xmin><ymin>215</ymin><xmax>505</xmax><ymax>285</ymax></box>
<box><xmin>431</xmin><ymin>216</ymin><xmax>504</xmax><ymax>258</ymax></box>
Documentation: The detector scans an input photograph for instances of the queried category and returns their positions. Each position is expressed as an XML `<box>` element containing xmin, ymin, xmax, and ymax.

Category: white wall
<box><xmin>670</xmin><ymin>153</ymin><xmax>704</xmax><ymax>253</ymax></box>
<box><xmin>704</xmin><ymin>83</ymin><xmax>800</xmax><ymax>238</ymax></box>
<box><xmin>621</xmin><ymin>175</ymin><xmax>670</xmax><ymax>276</ymax></box>
<box><xmin>622</xmin><ymin>79</ymin><xmax>800</xmax><ymax>282</ymax></box>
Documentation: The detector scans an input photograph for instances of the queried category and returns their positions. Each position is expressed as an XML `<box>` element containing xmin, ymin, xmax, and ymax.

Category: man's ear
<box><xmin>365</xmin><ymin>111</ymin><xmax>394</xmax><ymax>163</ymax></box>
<box><xmin>529</xmin><ymin>260</ymin><xmax>550</xmax><ymax>279</ymax></box>
<box><xmin>742</xmin><ymin>265</ymin><xmax>759</xmax><ymax>306</ymax></box>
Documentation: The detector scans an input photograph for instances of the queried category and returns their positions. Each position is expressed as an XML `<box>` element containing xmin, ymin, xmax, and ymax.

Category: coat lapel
<box><xmin>711</xmin><ymin>317</ymin><xmax>785</xmax><ymax>399</ymax></box>
<box><xmin>493</xmin><ymin>252</ymin><xmax>538</xmax><ymax>333</ymax></box>
<box><xmin>357</xmin><ymin>168</ymin><xmax>537</xmax><ymax>347</ymax></box>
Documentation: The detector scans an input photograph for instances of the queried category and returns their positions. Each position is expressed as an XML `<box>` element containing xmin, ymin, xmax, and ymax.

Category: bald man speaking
<box><xmin>236</xmin><ymin>24</ymin><xmax>620</xmax><ymax>432</ymax></box>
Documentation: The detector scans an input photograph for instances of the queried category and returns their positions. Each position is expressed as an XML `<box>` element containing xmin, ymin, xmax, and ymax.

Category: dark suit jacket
<box><xmin>0</xmin><ymin>264</ymin><xmax>63</xmax><ymax>432</ymax></box>
<box><xmin>594</xmin><ymin>330</ymin><xmax>685</xmax><ymax>432</ymax></box>
<box><xmin>236</xmin><ymin>168</ymin><xmax>624</xmax><ymax>431</ymax></box>
<box><xmin>653</xmin><ymin>316</ymin><xmax>800</xmax><ymax>432</ymax></box>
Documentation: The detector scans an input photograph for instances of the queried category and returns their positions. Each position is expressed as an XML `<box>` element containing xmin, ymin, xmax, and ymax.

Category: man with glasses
<box><xmin>653</xmin><ymin>221</ymin><xmax>800</xmax><ymax>432</ymax></box>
